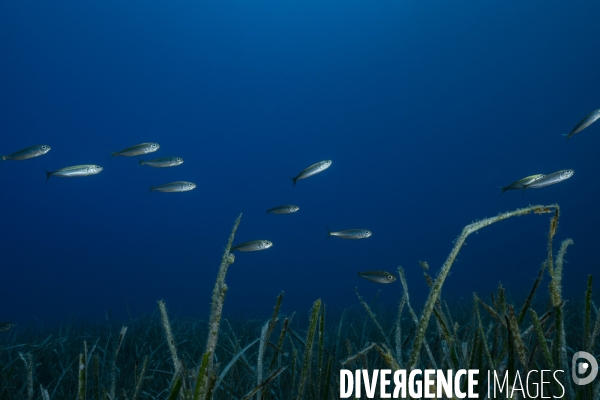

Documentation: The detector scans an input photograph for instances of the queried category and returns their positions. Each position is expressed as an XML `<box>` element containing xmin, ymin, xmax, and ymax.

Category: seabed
<box><xmin>1</xmin><ymin>205</ymin><xmax>599</xmax><ymax>399</ymax></box>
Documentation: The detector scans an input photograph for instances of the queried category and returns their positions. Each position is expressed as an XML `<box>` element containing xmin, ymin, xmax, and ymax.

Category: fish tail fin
<box><xmin>562</xmin><ymin>133</ymin><xmax>570</xmax><ymax>139</ymax></box>
<box><xmin>326</xmin><ymin>226</ymin><xmax>332</xmax><ymax>239</ymax></box>
<box><xmin>109</xmin><ymin>151</ymin><xmax>118</xmax><ymax>159</ymax></box>
<box><xmin>45</xmin><ymin>171</ymin><xmax>52</xmax><ymax>185</ymax></box>
<box><xmin>138</xmin><ymin>160</ymin><xmax>144</xmax><ymax>167</ymax></box>
<box><xmin>148</xmin><ymin>187</ymin><xmax>155</xmax><ymax>193</ymax></box>
<box><xmin>291</xmin><ymin>177</ymin><xmax>297</xmax><ymax>187</ymax></box>
<box><xmin>497</xmin><ymin>186</ymin><xmax>505</xmax><ymax>197</ymax></box>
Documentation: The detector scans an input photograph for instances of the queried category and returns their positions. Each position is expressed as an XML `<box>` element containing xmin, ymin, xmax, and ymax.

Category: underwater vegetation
<box><xmin>1</xmin><ymin>206</ymin><xmax>599</xmax><ymax>399</ymax></box>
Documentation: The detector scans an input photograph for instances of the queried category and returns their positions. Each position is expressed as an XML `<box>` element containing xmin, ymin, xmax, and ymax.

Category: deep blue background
<box><xmin>1</xmin><ymin>0</ymin><xmax>599</xmax><ymax>326</ymax></box>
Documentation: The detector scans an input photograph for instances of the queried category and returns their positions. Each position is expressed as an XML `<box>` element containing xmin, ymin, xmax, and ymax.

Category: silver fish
<box><xmin>292</xmin><ymin>160</ymin><xmax>332</xmax><ymax>186</ymax></box>
<box><xmin>112</xmin><ymin>142</ymin><xmax>160</xmax><ymax>157</ymax></box>
<box><xmin>524</xmin><ymin>169</ymin><xmax>574</xmax><ymax>189</ymax></box>
<box><xmin>46</xmin><ymin>165</ymin><xmax>103</xmax><ymax>184</ymax></box>
<box><xmin>327</xmin><ymin>228</ymin><xmax>372</xmax><ymax>239</ymax></box>
<box><xmin>358</xmin><ymin>270</ymin><xmax>396</xmax><ymax>284</ymax></box>
<box><xmin>564</xmin><ymin>109</ymin><xmax>600</xmax><ymax>138</ymax></box>
<box><xmin>2</xmin><ymin>144</ymin><xmax>51</xmax><ymax>161</ymax></box>
<box><xmin>150</xmin><ymin>181</ymin><xmax>196</xmax><ymax>193</ymax></box>
<box><xmin>501</xmin><ymin>174</ymin><xmax>544</xmax><ymax>193</ymax></box>
<box><xmin>0</xmin><ymin>322</ymin><xmax>15</xmax><ymax>333</ymax></box>
<box><xmin>139</xmin><ymin>157</ymin><xmax>183</xmax><ymax>168</ymax></box>
<box><xmin>230</xmin><ymin>240</ymin><xmax>273</xmax><ymax>252</ymax></box>
<box><xmin>267</xmin><ymin>205</ymin><xmax>300</xmax><ymax>214</ymax></box>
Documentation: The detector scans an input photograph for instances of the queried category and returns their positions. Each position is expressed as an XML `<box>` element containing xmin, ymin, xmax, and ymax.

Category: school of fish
<box><xmin>0</xmin><ymin>108</ymin><xmax>595</xmax><ymax>298</ymax></box>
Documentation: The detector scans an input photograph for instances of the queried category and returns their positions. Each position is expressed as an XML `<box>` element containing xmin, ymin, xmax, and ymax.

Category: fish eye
<box><xmin>388</xmin><ymin>275</ymin><xmax>393</xmax><ymax>280</ymax></box>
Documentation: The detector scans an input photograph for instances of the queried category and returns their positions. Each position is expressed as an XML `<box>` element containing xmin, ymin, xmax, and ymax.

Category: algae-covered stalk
<box><xmin>473</xmin><ymin>299</ymin><xmax>494</xmax><ymax>371</ymax></box>
<box><xmin>158</xmin><ymin>300</ymin><xmax>181</xmax><ymax>375</ymax></box>
<box><xmin>19</xmin><ymin>352</ymin><xmax>33</xmax><ymax>400</ymax></box>
<box><xmin>131</xmin><ymin>356</ymin><xmax>148</xmax><ymax>400</ymax></box>
<box><xmin>199</xmin><ymin>214</ymin><xmax>242</xmax><ymax>399</ymax></box>
<box><xmin>506</xmin><ymin>305</ymin><xmax>528</xmax><ymax>368</ymax></box>
<box><xmin>296</xmin><ymin>298</ymin><xmax>321</xmax><ymax>400</ymax></box>
<box><xmin>529</xmin><ymin>309</ymin><xmax>554</xmax><ymax>369</ymax></box>
<box><xmin>268</xmin><ymin>317</ymin><xmax>290</xmax><ymax>373</ymax></box>
<box><xmin>316</xmin><ymin>304</ymin><xmax>325</xmax><ymax>397</ymax></box>
<box><xmin>395</xmin><ymin>296</ymin><xmax>406</xmax><ymax>366</ymax></box>
<box><xmin>256</xmin><ymin>322</ymin><xmax>269</xmax><ymax>400</ymax></box>
<box><xmin>550</xmin><ymin>238</ymin><xmax>574</xmax><ymax>399</ymax></box>
<box><xmin>407</xmin><ymin>204</ymin><xmax>559</xmax><ymax>370</ymax></box>
<box><xmin>397</xmin><ymin>267</ymin><xmax>437</xmax><ymax>369</ymax></box>
<box><xmin>110</xmin><ymin>326</ymin><xmax>128</xmax><ymax>400</ymax></box>
<box><xmin>193</xmin><ymin>353</ymin><xmax>210</xmax><ymax>400</ymax></box>
<box><xmin>257</xmin><ymin>292</ymin><xmax>283</xmax><ymax>400</ymax></box>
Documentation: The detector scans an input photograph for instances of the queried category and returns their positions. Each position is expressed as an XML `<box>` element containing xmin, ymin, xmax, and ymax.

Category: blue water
<box><xmin>1</xmin><ymin>0</ymin><xmax>599</xmax><ymax>326</ymax></box>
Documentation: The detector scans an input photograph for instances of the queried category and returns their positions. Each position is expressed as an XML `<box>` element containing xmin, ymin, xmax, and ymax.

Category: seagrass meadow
<box><xmin>1</xmin><ymin>205</ymin><xmax>599</xmax><ymax>400</ymax></box>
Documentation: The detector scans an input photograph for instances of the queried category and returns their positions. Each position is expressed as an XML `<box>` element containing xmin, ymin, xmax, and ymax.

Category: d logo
<box><xmin>572</xmin><ymin>351</ymin><xmax>598</xmax><ymax>385</ymax></box>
